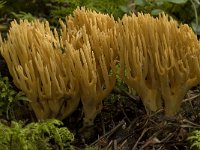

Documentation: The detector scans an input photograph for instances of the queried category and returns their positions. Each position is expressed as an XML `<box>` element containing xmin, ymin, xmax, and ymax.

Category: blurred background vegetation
<box><xmin>0</xmin><ymin>0</ymin><xmax>199</xmax><ymax>35</ymax></box>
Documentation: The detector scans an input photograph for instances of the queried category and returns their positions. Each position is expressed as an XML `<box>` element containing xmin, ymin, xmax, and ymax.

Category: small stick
<box><xmin>113</xmin><ymin>139</ymin><xmax>118</xmax><ymax>150</ymax></box>
<box><xmin>90</xmin><ymin>120</ymin><xmax>126</xmax><ymax>146</ymax></box>
<box><xmin>182</xmin><ymin>93</ymin><xmax>200</xmax><ymax>103</ymax></box>
<box><xmin>132</xmin><ymin>127</ymin><xmax>152</xmax><ymax>150</ymax></box>
<box><xmin>101</xmin><ymin>114</ymin><xmax>106</xmax><ymax>135</ymax></box>
<box><xmin>103</xmin><ymin>140</ymin><xmax>113</xmax><ymax>150</ymax></box>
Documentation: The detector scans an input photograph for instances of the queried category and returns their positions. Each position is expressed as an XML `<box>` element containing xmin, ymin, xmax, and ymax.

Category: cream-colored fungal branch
<box><xmin>70</xmin><ymin>32</ymin><xmax>116</xmax><ymax>126</ymax></box>
<box><xmin>155</xmin><ymin>23</ymin><xmax>200</xmax><ymax>116</ymax></box>
<box><xmin>117</xmin><ymin>13</ymin><xmax>162</xmax><ymax>112</ymax></box>
<box><xmin>65</xmin><ymin>7</ymin><xmax>116</xmax><ymax>34</ymax></box>
<box><xmin>58</xmin><ymin>43</ymin><xmax>80</xmax><ymax>120</ymax></box>
<box><xmin>147</xmin><ymin>14</ymin><xmax>200</xmax><ymax>116</ymax></box>
<box><xmin>59</xmin><ymin>8</ymin><xmax>118</xmax><ymax>125</ymax></box>
<box><xmin>60</xmin><ymin>21</ymin><xmax>117</xmax><ymax>126</ymax></box>
<box><xmin>60</xmin><ymin>7</ymin><xmax>118</xmax><ymax>63</ymax></box>
<box><xmin>0</xmin><ymin>20</ymin><xmax>80</xmax><ymax>120</ymax></box>
<box><xmin>117</xmin><ymin>13</ymin><xmax>200</xmax><ymax>115</ymax></box>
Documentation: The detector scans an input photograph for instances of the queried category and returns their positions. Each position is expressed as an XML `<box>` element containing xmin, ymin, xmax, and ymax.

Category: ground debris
<box><xmin>71</xmin><ymin>89</ymin><xmax>200</xmax><ymax>150</ymax></box>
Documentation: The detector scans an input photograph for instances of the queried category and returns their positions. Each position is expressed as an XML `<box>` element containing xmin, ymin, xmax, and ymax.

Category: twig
<box><xmin>119</xmin><ymin>139</ymin><xmax>127</xmax><ymax>149</ymax></box>
<box><xmin>168</xmin><ymin>119</ymin><xmax>200</xmax><ymax>129</ymax></box>
<box><xmin>113</xmin><ymin>87</ymin><xmax>138</xmax><ymax>101</ymax></box>
<box><xmin>120</xmin><ymin>104</ymin><xmax>131</xmax><ymax>123</ymax></box>
<box><xmin>127</xmin><ymin>117</ymin><xmax>139</xmax><ymax>130</ymax></box>
<box><xmin>90</xmin><ymin>120</ymin><xmax>126</xmax><ymax>146</ymax></box>
<box><xmin>157</xmin><ymin>146</ymin><xmax>164</xmax><ymax>150</ymax></box>
<box><xmin>138</xmin><ymin>128</ymin><xmax>163</xmax><ymax>150</ymax></box>
<box><xmin>182</xmin><ymin>119</ymin><xmax>200</xmax><ymax>128</ymax></box>
<box><xmin>101</xmin><ymin>114</ymin><xmax>106</xmax><ymax>135</ymax></box>
<box><xmin>114</xmin><ymin>139</ymin><xmax>118</xmax><ymax>150</ymax></box>
<box><xmin>73</xmin><ymin>146</ymin><xmax>82</xmax><ymax>150</ymax></box>
<box><xmin>139</xmin><ymin>137</ymin><xmax>161</xmax><ymax>150</ymax></box>
<box><xmin>160</xmin><ymin>133</ymin><xmax>174</xmax><ymax>143</ymax></box>
<box><xmin>103</xmin><ymin>140</ymin><xmax>113</xmax><ymax>150</ymax></box>
<box><xmin>182</xmin><ymin>93</ymin><xmax>200</xmax><ymax>103</ymax></box>
<box><xmin>132</xmin><ymin>127</ymin><xmax>153</xmax><ymax>150</ymax></box>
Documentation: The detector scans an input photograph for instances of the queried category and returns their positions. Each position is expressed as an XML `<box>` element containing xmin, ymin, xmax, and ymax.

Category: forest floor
<box><xmin>65</xmin><ymin>86</ymin><xmax>200</xmax><ymax>150</ymax></box>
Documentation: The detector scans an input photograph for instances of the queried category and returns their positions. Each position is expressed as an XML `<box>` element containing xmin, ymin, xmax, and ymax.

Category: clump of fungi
<box><xmin>0</xmin><ymin>8</ymin><xmax>200</xmax><ymax>127</ymax></box>
<box><xmin>0</xmin><ymin>20</ymin><xmax>81</xmax><ymax>120</ymax></box>
<box><xmin>117</xmin><ymin>13</ymin><xmax>200</xmax><ymax>115</ymax></box>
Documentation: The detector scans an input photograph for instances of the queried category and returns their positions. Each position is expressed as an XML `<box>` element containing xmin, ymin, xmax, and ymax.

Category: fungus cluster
<box><xmin>117</xmin><ymin>13</ymin><xmax>200</xmax><ymax>115</ymax></box>
<box><xmin>0</xmin><ymin>8</ymin><xmax>200</xmax><ymax>126</ymax></box>
<box><xmin>0</xmin><ymin>20</ymin><xmax>80</xmax><ymax>120</ymax></box>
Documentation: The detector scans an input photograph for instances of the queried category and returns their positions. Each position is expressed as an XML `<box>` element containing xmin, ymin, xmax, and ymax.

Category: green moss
<box><xmin>0</xmin><ymin>119</ymin><xmax>74</xmax><ymax>150</ymax></box>
<box><xmin>0</xmin><ymin>74</ymin><xmax>28</xmax><ymax>120</ymax></box>
<box><xmin>188</xmin><ymin>130</ymin><xmax>200</xmax><ymax>149</ymax></box>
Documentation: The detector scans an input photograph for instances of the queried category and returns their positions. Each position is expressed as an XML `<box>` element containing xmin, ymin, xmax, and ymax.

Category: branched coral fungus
<box><xmin>71</xmin><ymin>28</ymin><xmax>116</xmax><ymax>126</ymax></box>
<box><xmin>1</xmin><ymin>8</ymin><xmax>200</xmax><ymax>126</ymax></box>
<box><xmin>0</xmin><ymin>20</ymin><xmax>80</xmax><ymax>120</ymax></box>
<box><xmin>60</xmin><ymin>8</ymin><xmax>117</xmax><ymax>125</ymax></box>
<box><xmin>0</xmin><ymin>8</ymin><xmax>117</xmax><ymax>126</ymax></box>
<box><xmin>117</xmin><ymin>13</ymin><xmax>200</xmax><ymax>115</ymax></box>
